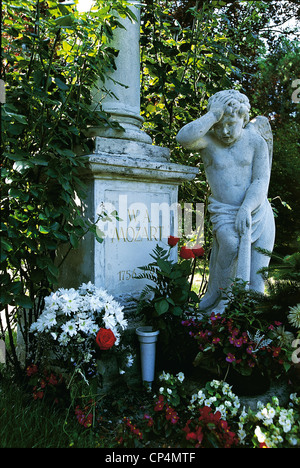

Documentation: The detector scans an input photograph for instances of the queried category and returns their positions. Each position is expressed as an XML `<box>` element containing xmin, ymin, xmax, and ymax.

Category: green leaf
<box><xmin>39</xmin><ymin>226</ymin><xmax>50</xmax><ymax>234</ymax></box>
<box><xmin>193</xmin><ymin>352</ymin><xmax>204</xmax><ymax>366</ymax></box>
<box><xmin>154</xmin><ymin>299</ymin><xmax>169</xmax><ymax>316</ymax></box>
<box><xmin>48</xmin><ymin>263</ymin><xmax>59</xmax><ymax>277</ymax></box>
<box><xmin>53</xmin><ymin>231</ymin><xmax>68</xmax><ymax>241</ymax></box>
<box><xmin>54</xmin><ymin>14</ymin><xmax>74</xmax><ymax>27</ymax></box>
<box><xmin>15</xmin><ymin>295</ymin><xmax>34</xmax><ymax>309</ymax></box>
<box><xmin>170</xmin><ymin>287</ymin><xmax>188</xmax><ymax>304</ymax></box>
<box><xmin>8</xmin><ymin>188</ymin><xmax>23</xmax><ymax>198</ymax></box>
<box><xmin>70</xmin><ymin>233</ymin><xmax>79</xmax><ymax>248</ymax></box>
<box><xmin>55</xmin><ymin>77</ymin><xmax>69</xmax><ymax>91</ymax></box>
<box><xmin>156</xmin><ymin>258</ymin><xmax>172</xmax><ymax>274</ymax></box>
<box><xmin>172</xmin><ymin>306</ymin><xmax>182</xmax><ymax>316</ymax></box>
<box><xmin>166</xmin><ymin>297</ymin><xmax>175</xmax><ymax>306</ymax></box>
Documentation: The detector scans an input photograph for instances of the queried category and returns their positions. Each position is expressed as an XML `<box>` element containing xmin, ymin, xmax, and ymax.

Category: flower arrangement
<box><xmin>183</xmin><ymin>406</ymin><xmax>238</xmax><ymax>448</ymax></box>
<box><xmin>238</xmin><ymin>393</ymin><xmax>300</xmax><ymax>448</ymax></box>
<box><xmin>183</xmin><ymin>280</ymin><xmax>295</xmax><ymax>381</ymax></box>
<box><xmin>185</xmin><ymin>312</ymin><xmax>292</xmax><ymax>380</ymax></box>
<box><xmin>115</xmin><ymin>373</ymin><xmax>300</xmax><ymax>448</ymax></box>
<box><xmin>30</xmin><ymin>282</ymin><xmax>129</xmax><ymax>388</ymax></box>
<box><xmin>136</xmin><ymin>243</ymin><xmax>198</xmax><ymax>323</ymax></box>
<box><xmin>188</xmin><ymin>380</ymin><xmax>241</xmax><ymax>421</ymax></box>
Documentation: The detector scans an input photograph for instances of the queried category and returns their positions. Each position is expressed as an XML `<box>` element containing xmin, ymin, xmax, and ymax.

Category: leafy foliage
<box><xmin>136</xmin><ymin>244</ymin><xmax>198</xmax><ymax>322</ymax></box>
<box><xmin>0</xmin><ymin>0</ymin><xmax>133</xmax><ymax>373</ymax></box>
<box><xmin>257</xmin><ymin>244</ymin><xmax>300</xmax><ymax>324</ymax></box>
<box><xmin>136</xmin><ymin>244</ymin><xmax>199</xmax><ymax>371</ymax></box>
<box><xmin>187</xmin><ymin>279</ymin><xmax>295</xmax><ymax>382</ymax></box>
<box><xmin>251</xmin><ymin>38</ymin><xmax>300</xmax><ymax>253</ymax></box>
<box><xmin>1</xmin><ymin>0</ymin><xmax>299</xmax><ymax>376</ymax></box>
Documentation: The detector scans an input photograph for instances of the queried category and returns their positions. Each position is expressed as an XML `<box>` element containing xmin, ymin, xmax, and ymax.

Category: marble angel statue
<box><xmin>176</xmin><ymin>89</ymin><xmax>275</xmax><ymax>313</ymax></box>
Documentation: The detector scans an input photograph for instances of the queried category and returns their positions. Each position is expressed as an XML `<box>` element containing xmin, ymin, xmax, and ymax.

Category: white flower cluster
<box><xmin>159</xmin><ymin>371</ymin><xmax>185</xmax><ymax>384</ymax></box>
<box><xmin>157</xmin><ymin>371</ymin><xmax>185</xmax><ymax>407</ymax></box>
<box><xmin>255</xmin><ymin>398</ymin><xmax>295</xmax><ymax>441</ymax></box>
<box><xmin>189</xmin><ymin>380</ymin><xmax>240</xmax><ymax>420</ymax></box>
<box><xmin>30</xmin><ymin>282</ymin><xmax>127</xmax><ymax>348</ymax></box>
<box><xmin>239</xmin><ymin>394</ymin><xmax>300</xmax><ymax>447</ymax></box>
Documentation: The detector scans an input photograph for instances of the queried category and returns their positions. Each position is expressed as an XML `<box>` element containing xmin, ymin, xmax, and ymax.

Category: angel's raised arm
<box><xmin>176</xmin><ymin>111</ymin><xmax>219</xmax><ymax>150</ymax></box>
<box><xmin>176</xmin><ymin>93</ymin><xmax>234</xmax><ymax>150</ymax></box>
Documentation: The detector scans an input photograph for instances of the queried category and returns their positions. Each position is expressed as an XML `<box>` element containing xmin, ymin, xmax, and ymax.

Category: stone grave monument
<box><xmin>59</xmin><ymin>1</ymin><xmax>198</xmax><ymax>311</ymax></box>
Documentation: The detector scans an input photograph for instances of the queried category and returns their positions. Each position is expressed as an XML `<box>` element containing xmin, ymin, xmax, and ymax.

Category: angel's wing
<box><xmin>248</xmin><ymin>116</ymin><xmax>273</xmax><ymax>168</ymax></box>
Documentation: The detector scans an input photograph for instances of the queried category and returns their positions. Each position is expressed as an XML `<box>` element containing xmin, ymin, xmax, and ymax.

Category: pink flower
<box><xmin>166</xmin><ymin>406</ymin><xmax>179</xmax><ymax>424</ymax></box>
<box><xmin>26</xmin><ymin>364</ymin><xmax>38</xmax><ymax>377</ymax></box>
<box><xmin>75</xmin><ymin>406</ymin><xmax>93</xmax><ymax>428</ymax></box>
<box><xmin>234</xmin><ymin>337</ymin><xmax>244</xmax><ymax>348</ymax></box>
<box><xmin>154</xmin><ymin>395</ymin><xmax>164</xmax><ymax>412</ymax></box>
<box><xmin>226</xmin><ymin>353</ymin><xmax>236</xmax><ymax>363</ymax></box>
<box><xmin>143</xmin><ymin>414</ymin><xmax>154</xmax><ymax>427</ymax></box>
<box><xmin>229</xmin><ymin>335</ymin><xmax>235</xmax><ymax>345</ymax></box>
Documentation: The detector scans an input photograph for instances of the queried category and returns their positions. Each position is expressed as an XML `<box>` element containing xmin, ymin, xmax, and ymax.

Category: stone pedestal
<box><xmin>59</xmin><ymin>138</ymin><xmax>198</xmax><ymax>311</ymax></box>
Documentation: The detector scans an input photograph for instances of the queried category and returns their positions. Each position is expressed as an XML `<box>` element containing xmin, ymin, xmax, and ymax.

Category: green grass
<box><xmin>0</xmin><ymin>377</ymin><xmax>95</xmax><ymax>448</ymax></box>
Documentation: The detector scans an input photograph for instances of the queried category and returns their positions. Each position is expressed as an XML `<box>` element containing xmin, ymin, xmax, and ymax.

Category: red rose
<box><xmin>192</xmin><ymin>245</ymin><xmax>205</xmax><ymax>257</ymax></box>
<box><xmin>179</xmin><ymin>246</ymin><xmax>195</xmax><ymax>259</ymax></box>
<box><xmin>168</xmin><ymin>235</ymin><xmax>180</xmax><ymax>247</ymax></box>
<box><xmin>96</xmin><ymin>328</ymin><xmax>116</xmax><ymax>350</ymax></box>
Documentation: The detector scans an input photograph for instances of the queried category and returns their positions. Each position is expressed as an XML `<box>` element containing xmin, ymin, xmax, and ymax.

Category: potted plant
<box><xmin>135</xmin><ymin>240</ymin><xmax>203</xmax><ymax>375</ymax></box>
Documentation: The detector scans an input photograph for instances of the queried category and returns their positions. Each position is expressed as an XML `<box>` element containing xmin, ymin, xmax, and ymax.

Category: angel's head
<box><xmin>208</xmin><ymin>90</ymin><xmax>251</xmax><ymax>145</ymax></box>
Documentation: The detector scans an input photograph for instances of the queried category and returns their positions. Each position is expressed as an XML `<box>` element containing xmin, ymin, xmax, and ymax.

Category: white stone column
<box><xmin>91</xmin><ymin>1</ymin><xmax>152</xmax><ymax>144</ymax></box>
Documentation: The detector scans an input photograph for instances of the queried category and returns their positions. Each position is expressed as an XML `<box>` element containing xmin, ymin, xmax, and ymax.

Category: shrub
<box><xmin>1</xmin><ymin>0</ymin><xmax>133</xmax><ymax>373</ymax></box>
